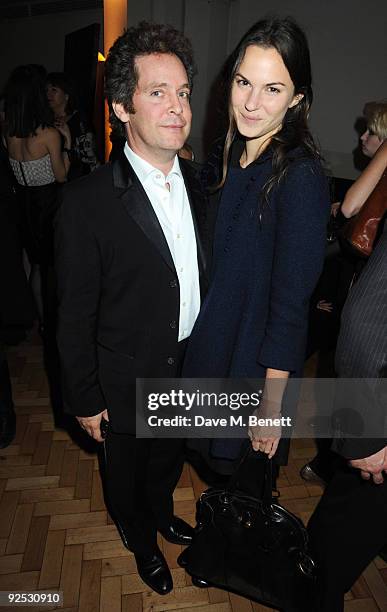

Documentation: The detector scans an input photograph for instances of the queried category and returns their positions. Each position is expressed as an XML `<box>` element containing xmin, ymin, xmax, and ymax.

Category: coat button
<box><xmin>169</xmin><ymin>279</ymin><xmax>178</xmax><ymax>288</ymax></box>
<box><xmin>170</xmin><ymin>320</ymin><xmax>177</xmax><ymax>329</ymax></box>
<box><xmin>167</xmin><ymin>357</ymin><xmax>175</xmax><ymax>365</ymax></box>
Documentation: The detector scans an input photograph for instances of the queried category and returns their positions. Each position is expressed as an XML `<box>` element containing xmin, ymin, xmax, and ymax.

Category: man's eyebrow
<box><xmin>146</xmin><ymin>82</ymin><xmax>169</xmax><ymax>89</ymax></box>
<box><xmin>145</xmin><ymin>82</ymin><xmax>191</xmax><ymax>90</ymax></box>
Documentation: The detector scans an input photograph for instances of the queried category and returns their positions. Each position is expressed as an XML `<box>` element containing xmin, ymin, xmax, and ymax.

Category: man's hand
<box><xmin>76</xmin><ymin>409</ymin><xmax>109</xmax><ymax>443</ymax></box>
<box><xmin>349</xmin><ymin>446</ymin><xmax>387</xmax><ymax>485</ymax></box>
<box><xmin>316</xmin><ymin>300</ymin><xmax>333</xmax><ymax>313</ymax></box>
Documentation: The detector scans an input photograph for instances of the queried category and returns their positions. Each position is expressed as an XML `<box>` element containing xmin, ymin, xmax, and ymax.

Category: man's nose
<box><xmin>169</xmin><ymin>94</ymin><xmax>183</xmax><ymax>114</ymax></box>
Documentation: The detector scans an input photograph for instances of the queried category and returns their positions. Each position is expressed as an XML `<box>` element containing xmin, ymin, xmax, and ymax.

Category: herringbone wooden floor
<box><xmin>1</xmin><ymin>331</ymin><xmax>386</xmax><ymax>612</ymax></box>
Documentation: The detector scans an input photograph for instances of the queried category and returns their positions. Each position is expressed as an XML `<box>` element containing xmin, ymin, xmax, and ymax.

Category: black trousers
<box><xmin>102</xmin><ymin>434</ymin><xmax>184</xmax><ymax>556</ymax></box>
<box><xmin>101</xmin><ymin>339</ymin><xmax>188</xmax><ymax>557</ymax></box>
<box><xmin>307</xmin><ymin>466</ymin><xmax>387</xmax><ymax>612</ymax></box>
<box><xmin>0</xmin><ymin>348</ymin><xmax>14</xmax><ymax>415</ymax></box>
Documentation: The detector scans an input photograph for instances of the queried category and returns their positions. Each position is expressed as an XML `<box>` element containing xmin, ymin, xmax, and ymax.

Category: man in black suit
<box><xmin>55</xmin><ymin>22</ymin><xmax>206</xmax><ymax>595</ymax></box>
<box><xmin>308</xmin><ymin>225</ymin><xmax>387</xmax><ymax>611</ymax></box>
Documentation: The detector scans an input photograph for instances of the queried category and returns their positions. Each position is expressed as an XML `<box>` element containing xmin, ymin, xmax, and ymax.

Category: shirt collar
<box><xmin>168</xmin><ymin>154</ymin><xmax>183</xmax><ymax>181</ymax></box>
<box><xmin>124</xmin><ymin>142</ymin><xmax>182</xmax><ymax>183</ymax></box>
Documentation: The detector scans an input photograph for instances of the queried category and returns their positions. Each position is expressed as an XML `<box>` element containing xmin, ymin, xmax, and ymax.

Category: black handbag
<box><xmin>178</xmin><ymin>450</ymin><xmax>317</xmax><ymax>612</ymax></box>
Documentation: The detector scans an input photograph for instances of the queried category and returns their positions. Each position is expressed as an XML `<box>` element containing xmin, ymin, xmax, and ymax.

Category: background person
<box><xmin>178</xmin><ymin>141</ymin><xmax>194</xmax><ymax>160</ymax></box>
<box><xmin>0</xmin><ymin>134</ymin><xmax>35</xmax><ymax>449</ymax></box>
<box><xmin>3</xmin><ymin>64</ymin><xmax>70</xmax><ymax>332</ymax></box>
<box><xmin>301</xmin><ymin>104</ymin><xmax>387</xmax><ymax>485</ymax></box>
<box><xmin>308</xmin><ymin>216</ymin><xmax>387</xmax><ymax>612</ymax></box>
<box><xmin>46</xmin><ymin>72</ymin><xmax>99</xmax><ymax>180</ymax></box>
<box><xmin>339</xmin><ymin>100</ymin><xmax>387</xmax><ymax>219</ymax></box>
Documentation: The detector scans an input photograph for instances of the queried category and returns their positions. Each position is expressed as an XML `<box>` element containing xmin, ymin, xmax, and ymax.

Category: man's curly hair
<box><xmin>105</xmin><ymin>21</ymin><xmax>196</xmax><ymax>138</ymax></box>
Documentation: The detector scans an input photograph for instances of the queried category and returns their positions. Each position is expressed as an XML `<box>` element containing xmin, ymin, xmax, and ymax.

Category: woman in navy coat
<box><xmin>183</xmin><ymin>17</ymin><xmax>330</xmax><ymax>474</ymax></box>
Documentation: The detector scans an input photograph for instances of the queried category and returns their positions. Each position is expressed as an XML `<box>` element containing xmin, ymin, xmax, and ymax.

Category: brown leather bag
<box><xmin>343</xmin><ymin>172</ymin><xmax>387</xmax><ymax>257</ymax></box>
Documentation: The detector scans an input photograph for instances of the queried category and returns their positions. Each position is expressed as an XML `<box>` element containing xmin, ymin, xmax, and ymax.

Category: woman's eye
<box><xmin>236</xmin><ymin>79</ymin><xmax>250</xmax><ymax>87</ymax></box>
<box><xmin>267</xmin><ymin>86</ymin><xmax>280</xmax><ymax>94</ymax></box>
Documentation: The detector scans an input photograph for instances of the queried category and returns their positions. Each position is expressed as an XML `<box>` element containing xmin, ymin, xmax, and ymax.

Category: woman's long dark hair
<box><xmin>219</xmin><ymin>17</ymin><xmax>320</xmax><ymax>201</ymax></box>
<box><xmin>4</xmin><ymin>64</ymin><xmax>53</xmax><ymax>138</ymax></box>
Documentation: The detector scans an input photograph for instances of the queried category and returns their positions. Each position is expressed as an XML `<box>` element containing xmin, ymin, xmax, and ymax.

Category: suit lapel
<box><xmin>179</xmin><ymin>158</ymin><xmax>207</xmax><ymax>281</ymax></box>
<box><xmin>112</xmin><ymin>153</ymin><xmax>176</xmax><ymax>273</ymax></box>
<box><xmin>112</xmin><ymin>152</ymin><xmax>208</xmax><ymax>283</ymax></box>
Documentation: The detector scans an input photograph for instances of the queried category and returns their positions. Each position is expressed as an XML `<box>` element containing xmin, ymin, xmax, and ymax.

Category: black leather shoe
<box><xmin>159</xmin><ymin>516</ymin><xmax>195</xmax><ymax>545</ymax></box>
<box><xmin>134</xmin><ymin>547</ymin><xmax>173</xmax><ymax>595</ymax></box>
<box><xmin>0</xmin><ymin>410</ymin><xmax>16</xmax><ymax>450</ymax></box>
<box><xmin>299</xmin><ymin>463</ymin><xmax>326</xmax><ymax>486</ymax></box>
<box><xmin>379</xmin><ymin>545</ymin><xmax>387</xmax><ymax>564</ymax></box>
<box><xmin>191</xmin><ymin>576</ymin><xmax>210</xmax><ymax>588</ymax></box>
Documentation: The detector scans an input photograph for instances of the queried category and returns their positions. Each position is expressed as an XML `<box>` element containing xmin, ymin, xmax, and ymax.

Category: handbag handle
<box><xmin>225</xmin><ymin>446</ymin><xmax>273</xmax><ymax>505</ymax></box>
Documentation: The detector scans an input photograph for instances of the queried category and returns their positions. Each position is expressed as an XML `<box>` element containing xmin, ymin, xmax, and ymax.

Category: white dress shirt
<box><xmin>124</xmin><ymin>143</ymin><xmax>200</xmax><ymax>341</ymax></box>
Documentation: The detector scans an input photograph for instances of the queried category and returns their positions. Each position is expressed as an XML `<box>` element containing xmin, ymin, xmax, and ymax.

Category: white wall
<box><xmin>128</xmin><ymin>0</ymin><xmax>387</xmax><ymax>177</ymax></box>
<box><xmin>2</xmin><ymin>1</ymin><xmax>385</xmax><ymax>178</ymax></box>
<box><xmin>184</xmin><ymin>0</ymin><xmax>231</xmax><ymax>159</ymax></box>
<box><xmin>0</xmin><ymin>9</ymin><xmax>103</xmax><ymax>93</ymax></box>
<box><xmin>225</xmin><ymin>0</ymin><xmax>387</xmax><ymax>178</ymax></box>
<box><xmin>126</xmin><ymin>0</ymin><xmax>232</xmax><ymax>160</ymax></box>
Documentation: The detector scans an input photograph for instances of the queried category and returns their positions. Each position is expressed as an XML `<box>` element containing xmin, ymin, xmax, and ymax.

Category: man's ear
<box><xmin>289</xmin><ymin>93</ymin><xmax>304</xmax><ymax>109</ymax></box>
<box><xmin>112</xmin><ymin>102</ymin><xmax>131</xmax><ymax>123</ymax></box>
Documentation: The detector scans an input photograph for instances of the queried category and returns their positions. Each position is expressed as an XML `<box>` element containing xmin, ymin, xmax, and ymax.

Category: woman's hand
<box><xmin>56</xmin><ymin>122</ymin><xmax>71</xmax><ymax>142</ymax></box>
<box><xmin>54</xmin><ymin>114</ymin><xmax>66</xmax><ymax>127</ymax></box>
<box><xmin>55</xmin><ymin>117</ymin><xmax>71</xmax><ymax>147</ymax></box>
<box><xmin>248</xmin><ymin>426</ymin><xmax>281</xmax><ymax>459</ymax></box>
<box><xmin>248</xmin><ymin>397</ymin><xmax>282</xmax><ymax>459</ymax></box>
<box><xmin>248</xmin><ymin>371</ymin><xmax>288</xmax><ymax>460</ymax></box>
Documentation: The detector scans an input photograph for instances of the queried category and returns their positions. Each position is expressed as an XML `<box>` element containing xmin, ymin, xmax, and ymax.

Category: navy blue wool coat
<box><xmin>183</xmin><ymin>140</ymin><xmax>330</xmax><ymax>466</ymax></box>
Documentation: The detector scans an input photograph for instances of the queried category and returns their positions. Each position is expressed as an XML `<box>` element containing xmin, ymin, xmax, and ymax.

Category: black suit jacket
<box><xmin>55</xmin><ymin>152</ymin><xmax>208</xmax><ymax>433</ymax></box>
<box><xmin>333</xmin><ymin>223</ymin><xmax>387</xmax><ymax>460</ymax></box>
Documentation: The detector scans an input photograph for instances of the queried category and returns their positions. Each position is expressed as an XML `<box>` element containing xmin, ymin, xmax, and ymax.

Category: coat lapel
<box><xmin>179</xmin><ymin>158</ymin><xmax>208</xmax><ymax>283</ymax></box>
<box><xmin>112</xmin><ymin>152</ymin><xmax>208</xmax><ymax>285</ymax></box>
<box><xmin>112</xmin><ymin>153</ymin><xmax>176</xmax><ymax>273</ymax></box>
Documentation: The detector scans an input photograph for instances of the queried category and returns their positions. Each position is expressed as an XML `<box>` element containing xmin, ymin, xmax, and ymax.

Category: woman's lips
<box><xmin>240</xmin><ymin>114</ymin><xmax>261</xmax><ymax>123</ymax></box>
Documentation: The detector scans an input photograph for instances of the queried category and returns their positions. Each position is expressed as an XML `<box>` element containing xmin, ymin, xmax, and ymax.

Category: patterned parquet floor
<box><xmin>1</xmin><ymin>330</ymin><xmax>386</xmax><ymax>612</ymax></box>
